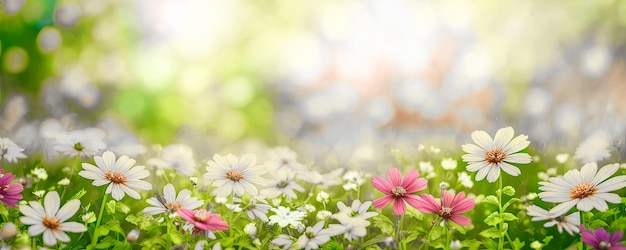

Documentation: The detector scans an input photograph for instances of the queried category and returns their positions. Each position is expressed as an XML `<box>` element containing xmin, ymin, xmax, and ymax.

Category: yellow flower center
<box><xmin>569</xmin><ymin>182</ymin><xmax>597</xmax><ymax>199</ymax></box>
<box><xmin>165</xmin><ymin>201</ymin><xmax>183</xmax><ymax>211</ymax></box>
<box><xmin>391</xmin><ymin>186</ymin><xmax>406</xmax><ymax>197</ymax></box>
<box><xmin>42</xmin><ymin>216</ymin><xmax>60</xmax><ymax>230</ymax></box>
<box><xmin>225</xmin><ymin>170</ymin><xmax>244</xmax><ymax>181</ymax></box>
<box><xmin>104</xmin><ymin>171</ymin><xmax>126</xmax><ymax>184</ymax></box>
<box><xmin>485</xmin><ymin>148</ymin><xmax>506</xmax><ymax>164</ymax></box>
<box><xmin>194</xmin><ymin>211</ymin><xmax>206</xmax><ymax>222</ymax></box>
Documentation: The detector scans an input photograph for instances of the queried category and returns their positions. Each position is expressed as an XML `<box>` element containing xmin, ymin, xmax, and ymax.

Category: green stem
<box><xmin>445</xmin><ymin>225</ymin><xmax>451</xmax><ymax>250</ymax></box>
<box><xmin>580</xmin><ymin>210</ymin><xmax>586</xmax><ymax>250</ymax></box>
<box><xmin>396</xmin><ymin>215</ymin><xmax>402</xmax><ymax>249</ymax></box>
<box><xmin>91</xmin><ymin>193</ymin><xmax>109</xmax><ymax>247</ymax></box>
<box><xmin>166</xmin><ymin>215</ymin><xmax>172</xmax><ymax>249</ymax></box>
<box><xmin>421</xmin><ymin>218</ymin><xmax>441</xmax><ymax>250</ymax></box>
<box><xmin>498</xmin><ymin>175</ymin><xmax>504</xmax><ymax>250</ymax></box>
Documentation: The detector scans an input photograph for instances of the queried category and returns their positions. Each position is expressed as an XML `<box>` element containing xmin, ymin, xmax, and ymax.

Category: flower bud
<box><xmin>126</xmin><ymin>229</ymin><xmax>140</xmax><ymax>243</ymax></box>
<box><xmin>1</xmin><ymin>222</ymin><xmax>17</xmax><ymax>239</ymax></box>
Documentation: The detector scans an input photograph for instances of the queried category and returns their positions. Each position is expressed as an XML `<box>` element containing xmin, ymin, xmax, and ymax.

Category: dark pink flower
<box><xmin>176</xmin><ymin>208</ymin><xmax>229</xmax><ymax>235</ymax></box>
<box><xmin>581</xmin><ymin>225</ymin><xmax>626</xmax><ymax>250</ymax></box>
<box><xmin>412</xmin><ymin>190</ymin><xmax>475</xmax><ymax>226</ymax></box>
<box><xmin>0</xmin><ymin>170</ymin><xmax>23</xmax><ymax>207</ymax></box>
<box><xmin>371</xmin><ymin>167</ymin><xmax>428</xmax><ymax>215</ymax></box>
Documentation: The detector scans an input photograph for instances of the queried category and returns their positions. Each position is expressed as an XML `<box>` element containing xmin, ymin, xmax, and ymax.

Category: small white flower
<box><xmin>269</xmin><ymin>206</ymin><xmax>306</xmax><ymax>228</ymax></box>
<box><xmin>214</xmin><ymin>196</ymin><xmax>227</xmax><ymax>204</ymax></box>
<box><xmin>260</xmin><ymin>170</ymin><xmax>304</xmax><ymax>199</ymax></box>
<box><xmin>333</xmin><ymin>200</ymin><xmax>378</xmax><ymax>220</ymax></box>
<box><xmin>457</xmin><ymin>172</ymin><xmax>474</xmax><ymax>188</ymax></box>
<box><xmin>78</xmin><ymin>151</ymin><xmax>153</xmax><ymax>201</ymax></box>
<box><xmin>126</xmin><ymin>229</ymin><xmax>140</xmax><ymax>242</ymax></box>
<box><xmin>555</xmin><ymin>153</ymin><xmax>570</xmax><ymax>164</ymax></box>
<box><xmin>538</xmin><ymin>162</ymin><xmax>626</xmax><ymax>217</ymax></box>
<box><xmin>264</xmin><ymin>147</ymin><xmax>307</xmax><ymax>172</ymax></box>
<box><xmin>342</xmin><ymin>183</ymin><xmax>358</xmax><ymax>191</ymax></box>
<box><xmin>526</xmin><ymin>205</ymin><xmax>580</xmax><ymax>235</ymax></box>
<box><xmin>31</xmin><ymin>168</ymin><xmax>48</xmax><ymax>181</ymax></box>
<box><xmin>1</xmin><ymin>222</ymin><xmax>17</xmax><ymax>239</ymax></box>
<box><xmin>418</xmin><ymin>161</ymin><xmax>436</xmax><ymax>179</ymax></box>
<box><xmin>53</xmin><ymin>128</ymin><xmax>106</xmax><ymax>159</ymax></box>
<box><xmin>81</xmin><ymin>212</ymin><xmax>95</xmax><ymax>224</ymax></box>
<box><xmin>462</xmin><ymin>126</ymin><xmax>532</xmax><ymax>183</ymax></box>
<box><xmin>271</xmin><ymin>234</ymin><xmax>295</xmax><ymax>250</ymax></box>
<box><xmin>19</xmin><ymin>191</ymin><xmax>87</xmax><ymax>246</ymax></box>
<box><xmin>243</xmin><ymin>198</ymin><xmax>271</xmax><ymax>222</ymax></box>
<box><xmin>0</xmin><ymin>137</ymin><xmax>27</xmax><ymax>163</ymax></box>
<box><xmin>316</xmin><ymin>210</ymin><xmax>332</xmax><ymax>220</ymax></box>
<box><xmin>450</xmin><ymin>240</ymin><xmax>462</xmax><ymax>249</ymax></box>
<box><xmin>574</xmin><ymin>130</ymin><xmax>611</xmax><ymax>164</ymax></box>
<box><xmin>296</xmin><ymin>221</ymin><xmax>337</xmax><ymax>250</ymax></box>
<box><xmin>316</xmin><ymin>191</ymin><xmax>329</xmax><ymax>204</ymax></box>
<box><xmin>142</xmin><ymin>183</ymin><xmax>203</xmax><ymax>215</ymax></box>
<box><xmin>299</xmin><ymin>204</ymin><xmax>316</xmax><ymax>213</ymax></box>
<box><xmin>203</xmin><ymin>154</ymin><xmax>266</xmax><ymax>197</ymax></box>
<box><xmin>326</xmin><ymin>214</ymin><xmax>370</xmax><ymax>241</ymax></box>
<box><xmin>150</xmin><ymin>144</ymin><xmax>197</xmax><ymax>176</ymax></box>
<box><xmin>57</xmin><ymin>178</ymin><xmax>70</xmax><ymax>186</ymax></box>
<box><xmin>244</xmin><ymin>223</ymin><xmax>257</xmax><ymax>238</ymax></box>
<box><xmin>342</xmin><ymin>170</ymin><xmax>367</xmax><ymax>186</ymax></box>
<box><xmin>441</xmin><ymin>158</ymin><xmax>458</xmax><ymax>170</ymax></box>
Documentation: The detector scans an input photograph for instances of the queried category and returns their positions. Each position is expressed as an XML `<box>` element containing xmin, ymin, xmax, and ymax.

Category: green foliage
<box><xmin>502</xmin><ymin>186</ymin><xmax>516</xmax><ymax>196</ymax></box>
<box><xmin>372</xmin><ymin>214</ymin><xmax>395</xmax><ymax>235</ymax></box>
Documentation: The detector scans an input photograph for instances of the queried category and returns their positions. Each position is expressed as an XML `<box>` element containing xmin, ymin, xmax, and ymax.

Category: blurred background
<box><xmin>2</xmin><ymin>0</ymin><xmax>626</xmax><ymax>171</ymax></box>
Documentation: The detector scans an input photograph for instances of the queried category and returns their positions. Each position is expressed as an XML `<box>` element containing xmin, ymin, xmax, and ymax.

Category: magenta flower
<box><xmin>581</xmin><ymin>225</ymin><xmax>626</xmax><ymax>250</ymax></box>
<box><xmin>371</xmin><ymin>167</ymin><xmax>428</xmax><ymax>215</ymax></box>
<box><xmin>0</xmin><ymin>170</ymin><xmax>23</xmax><ymax>207</ymax></box>
<box><xmin>413</xmin><ymin>190</ymin><xmax>475</xmax><ymax>226</ymax></box>
<box><xmin>177</xmin><ymin>208</ymin><xmax>229</xmax><ymax>235</ymax></box>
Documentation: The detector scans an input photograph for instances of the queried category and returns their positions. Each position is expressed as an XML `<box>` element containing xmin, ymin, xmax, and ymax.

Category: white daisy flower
<box><xmin>143</xmin><ymin>183</ymin><xmax>203</xmax><ymax>215</ymax></box>
<box><xmin>462</xmin><ymin>126</ymin><xmax>532</xmax><ymax>183</ymax></box>
<box><xmin>441</xmin><ymin>158</ymin><xmax>458</xmax><ymax>170</ymax></box>
<box><xmin>149</xmin><ymin>144</ymin><xmax>197</xmax><ymax>176</ymax></box>
<box><xmin>269</xmin><ymin>206</ymin><xmax>306</xmax><ymax>228</ymax></box>
<box><xmin>0</xmin><ymin>137</ymin><xmax>27</xmax><ymax>163</ymax></box>
<box><xmin>242</xmin><ymin>198</ymin><xmax>272</xmax><ymax>222</ymax></box>
<box><xmin>264</xmin><ymin>147</ymin><xmax>307</xmax><ymax>172</ymax></box>
<box><xmin>53</xmin><ymin>128</ymin><xmax>107</xmax><ymax>159</ymax></box>
<box><xmin>457</xmin><ymin>172</ymin><xmax>474</xmax><ymax>188</ymax></box>
<box><xmin>574</xmin><ymin>130</ymin><xmax>612</xmax><ymax>164</ymax></box>
<box><xmin>538</xmin><ymin>162</ymin><xmax>626</xmax><ymax>217</ymax></box>
<box><xmin>271</xmin><ymin>234</ymin><xmax>295</xmax><ymax>250</ymax></box>
<box><xmin>326</xmin><ymin>214</ymin><xmax>370</xmax><ymax>241</ymax></box>
<box><xmin>260</xmin><ymin>170</ymin><xmax>304</xmax><ymax>199</ymax></box>
<box><xmin>204</xmin><ymin>154</ymin><xmax>266</xmax><ymax>197</ymax></box>
<box><xmin>19</xmin><ymin>191</ymin><xmax>87</xmax><ymax>246</ymax></box>
<box><xmin>333</xmin><ymin>200</ymin><xmax>378</xmax><ymax>220</ymax></box>
<box><xmin>295</xmin><ymin>221</ymin><xmax>336</xmax><ymax>250</ymax></box>
<box><xmin>78</xmin><ymin>151</ymin><xmax>153</xmax><ymax>201</ymax></box>
<box><xmin>526</xmin><ymin>205</ymin><xmax>580</xmax><ymax>236</ymax></box>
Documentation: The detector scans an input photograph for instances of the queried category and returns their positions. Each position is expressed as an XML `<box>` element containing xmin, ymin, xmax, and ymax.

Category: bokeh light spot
<box><xmin>3</xmin><ymin>47</ymin><xmax>29</xmax><ymax>74</ymax></box>
<box><xmin>115</xmin><ymin>91</ymin><xmax>146</xmax><ymax>118</ymax></box>
<box><xmin>223</xmin><ymin>78</ymin><xmax>255</xmax><ymax>107</ymax></box>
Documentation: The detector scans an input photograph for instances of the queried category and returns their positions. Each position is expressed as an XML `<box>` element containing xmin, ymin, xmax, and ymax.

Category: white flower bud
<box><xmin>126</xmin><ymin>229</ymin><xmax>140</xmax><ymax>243</ymax></box>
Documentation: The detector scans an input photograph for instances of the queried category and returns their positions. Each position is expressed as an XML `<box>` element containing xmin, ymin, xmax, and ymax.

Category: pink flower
<box><xmin>581</xmin><ymin>225</ymin><xmax>626</xmax><ymax>250</ymax></box>
<box><xmin>176</xmin><ymin>208</ymin><xmax>229</xmax><ymax>235</ymax></box>
<box><xmin>412</xmin><ymin>190</ymin><xmax>475</xmax><ymax>226</ymax></box>
<box><xmin>0</xmin><ymin>170</ymin><xmax>23</xmax><ymax>207</ymax></box>
<box><xmin>371</xmin><ymin>167</ymin><xmax>428</xmax><ymax>215</ymax></box>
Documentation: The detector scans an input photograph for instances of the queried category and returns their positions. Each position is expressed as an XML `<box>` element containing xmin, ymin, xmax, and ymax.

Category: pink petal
<box><xmin>441</xmin><ymin>191</ymin><xmax>455</xmax><ymax>208</ymax></box>
<box><xmin>388</xmin><ymin>168</ymin><xmax>403</xmax><ymax>187</ymax></box>
<box><xmin>451</xmin><ymin>191</ymin><xmax>466</xmax><ymax>205</ymax></box>
<box><xmin>373</xmin><ymin>195</ymin><xmax>394</xmax><ymax>209</ymax></box>
<box><xmin>371</xmin><ymin>176</ymin><xmax>393</xmax><ymax>195</ymax></box>
<box><xmin>449</xmin><ymin>215</ymin><xmax>472</xmax><ymax>226</ymax></box>
<box><xmin>407</xmin><ymin>194</ymin><xmax>439</xmax><ymax>214</ymax></box>
<box><xmin>392</xmin><ymin>199</ymin><xmax>407</xmax><ymax>215</ymax></box>
<box><xmin>452</xmin><ymin>198</ymin><xmax>475</xmax><ymax>214</ymax></box>
<box><xmin>403</xmin><ymin>177</ymin><xmax>428</xmax><ymax>193</ymax></box>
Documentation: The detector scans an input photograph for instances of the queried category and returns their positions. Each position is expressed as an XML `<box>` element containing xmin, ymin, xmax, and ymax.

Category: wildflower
<box><xmin>19</xmin><ymin>191</ymin><xmax>87</xmax><ymax>246</ymax></box>
<box><xmin>261</xmin><ymin>170</ymin><xmax>304</xmax><ymax>199</ymax></box>
<box><xmin>413</xmin><ymin>190</ymin><xmax>475</xmax><ymax>226</ymax></box>
<box><xmin>81</xmin><ymin>211</ymin><xmax>96</xmax><ymax>224</ymax></box>
<box><xmin>333</xmin><ymin>200</ymin><xmax>378</xmax><ymax>220</ymax></box>
<box><xmin>342</xmin><ymin>170</ymin><xmax>367</xmax><ymax>186</ymax></box>
<box><xmin>441</xmin><ymin>158</ymin><xmax>458</xmax><ymax>170</ymax></box>
<box><xmin>418</xmin><ymin>161</ymin><xmax>436</xmax><ymax>179</ymax></box>
<box><xmin>176</xmin><ymin>208</ymin><xmax>228</xmax><ymax>235</ymax></box>
<box><xmin>143</xmin><ymin>183</ymin><xmax>203</xmax><ymax>215</ymax></box>
<box><xmin>450</xmin><ymin>240</ymin><xmax>462</xmax><ymax>249</ymax></box>
<box><xmin>271</xmin><ymin>234</ymin><xmax>295</xmax><ymax>250</ymax></box>
<box><xmin>244</xmin><ymin>223</ymin><xmax>257</xmax><ymax>238</ymax></box>
<box><xmin>327</xmin><ymin>214</ymin><xmax>370</xmax><ymax>241</ymax></box>
<box><xmin>0</xmin><ymin>138</ymin><xmax>26</xmax><ymax>163</ymax></box>
<box><xmin>264</xmin><ymin>147</ymin><xmax>307</xmax><ymax>172</ymax></box>
<box><xmin>203</xmin><ymin>153</ymin><xmax>266</xmax><ymax>197</ymax></box>
<box><xmin>457</xmin><ymin>172</ymin><xmax>474</xmax><ymax>188</ymax></box>
<box><xmin>316</xmin><ymin>191</ymin><xmax>329</xmax><ymax>204</ymax></box>
<box><xmin>269</xmin><ymin>206</ymin><xmax>306</xmax><ymax>228</ymax></box>
<box><xmin>556</xmin><ymin>153</ymin><xmax>570</xmax><ymax>164</ymax></box>
<box><xmin>1</xmin><ymin>222</ymin><xmax>17</xmax><ymax>240</ymax></box>
<box><xmin>574</xmin><ymin>130</ymin><xmax>612</xmax><ymax>164</ymax></box>
<box><xmin>525</xmin><ymin>205</ymin><xmax>579</xmax><ymax>235</ymax></box>
<box><xmin>242</xmin><ymin>198</ymin><xmax>271</xmax><ymax>222</ymax></box>
<box><xmin>78</xmin><ymin>151</ymin><xmax>153</xmax><ymax>201</ymax></box>
<box><xmin>31</xmin><ymin>168</ymin><xmax>48</xmax><ymax>181</ymax></box>
<box><xmin>126</xmin><ymin>229</ymin><xmax>140</xmax><ymax>243</ymax></box>
<box><xmin>538</xmin><ymin>162</ymin><xmax>626</xmax><ymax>217</ymax></box>
<box><xmin>32</xmin><ymin>190</ymin><xmax>45</xmax><ymax>199</ymax></box>
<box><xmin>296</xmin><ymin>221</ymin><xmax>337</xmax><ymax>250</ymax></box>
<box><xmin>57</xmin><ymin>178</ymin><xmax>70</xmax><ymax>186</ymax></box>
<box><xmin>371</xmin><ymin>167</ymin><xmax>428</xmax><ymax>215</ymax></box>
<box><xmin>317</xmin><ymin>210</ymin><xmax>332</xmax><ymax>220</ymax></box>
<box><xmin>53</xmin><ymin>128</ymin><xmax>106</xmax><ymax>159</ymax></box>
<box><xmin>150</xmin><ymin>144</ymin><xmax>197</xmax><ymax>176</ymax></box>
<box><xmin>462</xmin><ymin>126</ymin><xmax>531</xmax><ymax>183</ymax></box>
<box><xmin>580</xmin><ymin>225</ymin><xmax>626</xmax><ymax>250</ymax></box>
<box><xmin>0</xmin><ymin>170</ymin><xmax>23</xmax><ymax>207</ymax></box>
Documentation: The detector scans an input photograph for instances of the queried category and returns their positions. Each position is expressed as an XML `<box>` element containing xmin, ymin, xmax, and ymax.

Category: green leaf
<box><xmin>480</xmin><ymin>228</ymin><xmax>505</xmax><ymax>238</ymax></box>
<box><xmin>372</xmin><ymin>215</ymin><xmax>395</xmax><ymax>235</ymax></box>
<box><xmin>0</xmin><ymin>205</ymin><xmax>9</xmax><ymax>218</ymax></box>
<box><xmin>450</xmin><ymin>221</ymin><xmax>467</xmax><ymax>234</ymax></box>
<box><xmin>126</xmin><ymin>214</ymin><xmax>157</xmax><ymax>231</ymax></box>
<box><xmin>93</xmin><ymin>227</ymin><xmax>110</xmax><ymax>241</ymax></box>
<box><xmin>402</xmin><ymin>231</ymin><xmax>419</xmax><ymax>245</ymax></box>
<box><xmin>104</xmin><ymin>221</ymin><xmax>126</xmax><ymax>236</ymax></box>
<box><xmin>95</xmin><ymin>241</ymin><xmax>113</xmax><ymax>249</ymax></box>
<box><xmin>501</xmin><ymin>186</ymin><xmax>515</xmax><ymax>196</ymax></box>
<box><xmin>405</xmin><ymin>207</ymin><xmax>424</xmax><ymax>220</ymax></box>
<box><xmin>484</xmin><ymin>212</ymin><xmax>501</xmax><ymax>226</ymax></box>
<box><xmin>361</xmin><ymin>234</ymin><xmax>389</xmax><ymax>248</ymax></box>
<box><xmin>511</xmin><ymin>238</ymin><xmax>525</xmax><ymax>250</ymax></box>
<box><xmin>542</xmin><ymin>235</ymin><xmax>553</xmax><ymax>244</ymax></box>
<box><xmin>462</xmin><ymin>239</ymin><xmax>482</xmax><ymax>250</ymax></box>
<box><xmin>70</xmin><ymin>188</ymin><xmax>87</xmax><ymax>200</ymax></box>
<box><xmin>116</xmin><ymin>202</ymin><xmax>131</xmax><ymax>214</ymax></box>
<box><xmin>589</xmin><ymin>219</ymin><xmax>609</xmax><ymax>228</ymax></box>
<box><xmin>482</xmin><ymin>195</ymin><xmax>499</xmax><ymax>207</ymax></box>
<box><xmin>501</xmin><ymin>212</ymin><xmax>519</xmax><ymax>222</ymax></box>
<box><xmin>105</xmin><ymin>200</ymin><xmax>116</xmax><ymax>215</ymax></box>
<box><xmin>502</xmin><ymin>198</ymin><xmax>522</xmax><ymax>210</ymax></box>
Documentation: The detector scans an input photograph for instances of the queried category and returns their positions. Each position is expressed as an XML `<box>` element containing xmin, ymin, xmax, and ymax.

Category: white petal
<box><xmin>486</xmin><ymin>166</ymin><xmax>500</xmax><ymax>183</ymax></box>
<box><xmin>111</xmin><ymin>185</ymin><xmax>125</xmax><ymax>200</ymax></box>
<box><xmin>102</xmin><ymin>151</ymin><xmax>117</xmax><ymax>171</ymax></box>
<box><xmin>580</xmin><ymin>162</ymin><xmax>598</xmax><ymax>183</ymax></box>
<box><xmin>586</xmin><ymin>197</ymin><xmax>608</xmax><ymax>212</ymax></box>
<box><xmin>475</xmin><ymin>166</ymin><xmax>490</xmax><ymax>181</ymax></box>
<box><xmin>52</xmin><ymin>230</ymin><xmax>70</xmax><ymax>243</ymax></box>
<box><xmin>56</xmin><ymin>199</ymin><xmax>80</xmax><ymax>222</ymax></box>
<box><xmin>576</xmin><ymin>198</ymin><xmax>593</xmax><ymax>212</ymax></box>
<box><xmin>592</xmin><ymin>163</ymin><xmax>619</xmax><ymax>185</ymax></box>
<box><xmin>44</xmin><ymin>191</ymin><xmax>60</xmax><ymax>218</ymax></box>
<box><xmin>499</xmin><ymin>162</ymin><xmax>521</xmax><ymax>176</ymax></box>
<box><xmin>163</xmin><ymin>184</ymin><xmax>176</xmax><ymax>202</ymax></box>
<box><xmin>462</xmin><ymin>143</ymin><xmax>485</xmax><ymax>155</ymax></box>
<box><xmin>28</xmin><ymin>224</ymin><xmax>46</xmax><ymax>236</ymax></box>
<box><xmin>503</xmin><ymin>134</ymin><xmax>530</xmax><ymax>154</ymax></box>
<box><xmin>466</xmin><ymin>162</ymin><xmax>488</xmax><ymax>172</ymax></box>
<box><xmin>471</xmin><ymin>130</ymin><xmax>494</xmax><ymax>150</ymax></box>
<box><xmin>548</xmin><ymin>199</ymin><xmax>577</xmax><ymax>217</ymax></box>
<box><xmin>493</xmin><ymin>127</ymin><xmax>514</xmax><ymax>149</ymax></box>
<box><xmin>59</xmin><ymin>222</ymin><xmax>87</xmax><ymax>233</ymax></box>
<box><xmin>592</xmin><ymin>192</ymin><xmax>621</xmax><ymax>203</ymax></box>
<box><xmin>596</xmin><ymin>175</ymin><xmax>626</xmax><ymax>192</ymax></box>
<box><xmin>42</xmin><ymin>230</ymin><xmax>57</xmax><ymax>246</ymax></box>
<box><xmin>504</xmin><ymin>153</ymin><xmax>531</xmax><ymax>164</ymax></box>
<box><xmin>121</xmin><ymin>185</ymin><xmax>141</xmax><ymax>199</ymax></box>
